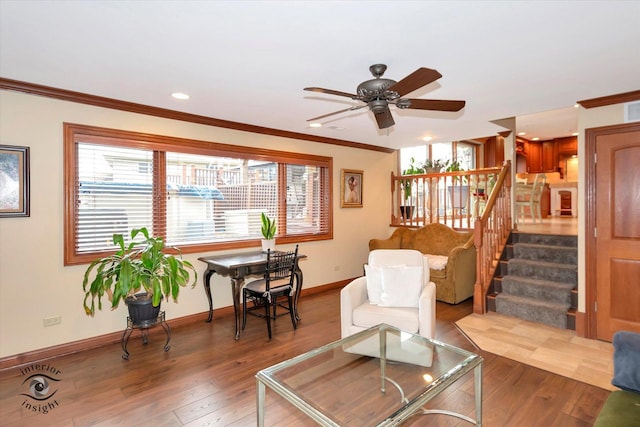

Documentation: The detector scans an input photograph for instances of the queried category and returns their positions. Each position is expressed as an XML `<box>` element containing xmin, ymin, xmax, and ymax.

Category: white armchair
<box><xmin>340</xmin><ymin>249</ymin><xmax>436</xmax><ymax>340</ymax></box>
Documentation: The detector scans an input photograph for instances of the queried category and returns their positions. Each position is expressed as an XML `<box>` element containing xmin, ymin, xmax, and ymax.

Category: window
<box><xmin>399</xmin><ymin>145</ymin><xmax>428</xmax><ymax>172</ymax></box>
<box><xmin>455</xmin><ymin>142</ymin><xmax>476</xmax><ymax>170</ymax></box>
<box><xmin>64</xmin><ymin>124</ymin><xmax>332</xmax><ymax>265</ymax></box>
<box><xmin>431</xmin><ymin>143</ymin><xmax>453</xmax><ymax>166</ymax></box>
<box><xmin>400</xmin><ymin>142</ymin><xmax>476</xmax><ymax>172</ymax></box>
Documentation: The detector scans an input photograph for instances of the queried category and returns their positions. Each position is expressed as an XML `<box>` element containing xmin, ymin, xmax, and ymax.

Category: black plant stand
<box><xmin>121</xmin><ymin>311</ymin><xmax>171</xmax><ymax>360</ymax></box>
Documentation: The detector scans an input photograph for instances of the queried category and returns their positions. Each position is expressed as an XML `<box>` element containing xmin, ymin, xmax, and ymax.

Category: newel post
<box><xmin>473</xmin><ymin>218</ymin><xmax>486</xmax><ymax>314</ymax></box>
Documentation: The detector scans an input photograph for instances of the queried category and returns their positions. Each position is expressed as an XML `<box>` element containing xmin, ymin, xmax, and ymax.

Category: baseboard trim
<box><xmin>0</xmin><ymin>280</ymin><xmax>352</xmax><ymax>371</ymax></box>
<box><xmin>575</xmin><ymin>310</ymin><xmax>587</xmax><ymax>338</ymax></box>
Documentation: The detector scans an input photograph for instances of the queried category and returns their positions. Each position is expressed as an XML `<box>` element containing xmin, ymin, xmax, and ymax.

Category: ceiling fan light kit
<box><xmin>305</xmin><ymin>64</ymin><xmax>466</xmax><ymax>129</ymax></box>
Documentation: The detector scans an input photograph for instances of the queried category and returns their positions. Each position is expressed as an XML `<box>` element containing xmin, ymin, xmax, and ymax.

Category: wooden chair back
<box><xmin>264</xmin><ymin>246</ymin><xmax>298</xmax><ymax>291</ymax></box>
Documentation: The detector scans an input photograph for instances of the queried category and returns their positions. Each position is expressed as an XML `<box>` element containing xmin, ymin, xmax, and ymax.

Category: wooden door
<box><xmin>589</xmin><ymin>123</ymin><xmax>640</xmax><ymax>341</ymax></box>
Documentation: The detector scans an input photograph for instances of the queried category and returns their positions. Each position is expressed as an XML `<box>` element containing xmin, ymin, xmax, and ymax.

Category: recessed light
<box><xmin>572</xmin><ymin>132</ymin><xmax>579</xmax><ymax>136</ymax></box>
<box><xmin>309</xmin><ymin>122</ymin><xmax>322</xmax><ymax>128</ymax></box>
<box><xmin>171</xmin><ymin>92</ymin><xmax>190</xmax><ymax>100</ymax></box>
<box><xmin>518</xmin><ymin>132</ymin><xmax>526</xmax><ymax>136</ymax></box>
<box><xmin>532</xmin><ymin>137</ymin><xmax>540</xmax><ymax>141</ymax></box>
<box><xmin>422</xmin><ymin>136</ymin><xmax>433</xmax><ymax>142</ymax></box>
<box><xmin>574</xmin><ymin>104</ymin><xmax>580</xmax><ymax>108</ymax></box>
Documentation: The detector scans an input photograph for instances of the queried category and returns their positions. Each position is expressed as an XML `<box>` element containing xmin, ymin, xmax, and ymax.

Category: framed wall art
<box><xmin>0</xmin><ymin>145</ymin><xmax>30</xmax><ymax>217</ymax></box>
<box><xmin>341</xmin><ymin>169</ymin><xmax>363</xmax><ymax>208</ymax></box>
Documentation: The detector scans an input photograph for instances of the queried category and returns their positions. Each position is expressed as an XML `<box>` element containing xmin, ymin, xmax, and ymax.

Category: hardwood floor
<box><xmin>0</xmin><ymin>289</ymin><xmax>609</xmax><ymax>426</ymax></box>
<box><xmin>456</xmin><ymin>312</ymin><xmax>614</xmax><ymax>391</ymax></box>
<box><xmin>515</xmin><ymin>216</ymin><xmax>578</xmax><ymax>236</ymax></box>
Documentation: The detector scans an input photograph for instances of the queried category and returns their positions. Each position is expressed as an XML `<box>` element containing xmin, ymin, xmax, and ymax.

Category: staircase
<box><xmin>488</xmin><ymin>232</ymin><xmax>578</xmax><ymax>330</ymax></box>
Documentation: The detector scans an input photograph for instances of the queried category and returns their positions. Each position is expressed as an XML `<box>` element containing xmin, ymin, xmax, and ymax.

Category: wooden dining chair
<box><xmin>515</xmin><ymin>173</ymin><xmax>547</xmax><ymax>223</ymax></box>
<box><xmin>242</xmin><ymin>245</ymin><xmax>298</xmax><ymax>339</ymax></box>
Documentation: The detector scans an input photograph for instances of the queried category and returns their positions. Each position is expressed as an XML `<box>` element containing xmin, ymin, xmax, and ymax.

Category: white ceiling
<box><xmin>1</xmin><ymin>1</ymin><xmax>639</xmax><ymax>149</ymax></box>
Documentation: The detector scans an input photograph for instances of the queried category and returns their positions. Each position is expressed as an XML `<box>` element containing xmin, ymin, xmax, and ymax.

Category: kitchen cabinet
<box><xmin>517</xmin><ymin>136</ymin><xmax>575</xmax><ymax>174</ymax></box>
<box><xmin>526</xmin><ymin>141</ymin><xmax>542</xmax><ymax>173</ymax></box>
<box><xmin>557</xmin><ymin>136</ymin><xmax>578</xmax><ymax>155</ymax></box>
<box><xmin>525</xmin><ymin>140</ymin><xmax>557</xmax><ymax>173</ymax></box>
<box><xmin>542</xmin><ymin>140</ymin><xmax>557</xmax><ymax>172</ymax></box>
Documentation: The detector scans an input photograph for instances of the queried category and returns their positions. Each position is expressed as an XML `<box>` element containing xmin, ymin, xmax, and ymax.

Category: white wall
<box><xmin>0</xmin><ymin>90</ymin><xmax>396</xmax><ymax>358</ymax></box>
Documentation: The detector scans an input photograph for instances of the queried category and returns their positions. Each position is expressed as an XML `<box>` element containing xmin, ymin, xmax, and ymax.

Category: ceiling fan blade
<box><xmin>307</xmin><ymin>105</ymin><xmax>367</xmax><ymax>122</ymax></box>
<box><xmin>388</xmin><ymin>68</ymin><xmax>442</xmax><ymax>97</ymax></box>
<box><xmin>374</xmin><ymin>109</ymin><xmax>395</xmax><ymax>129</ymax></box>
<box><xmin>304</xmin><ymin>87</ymin><xmax>357</xmax><ymax>99</ymax></box>
<box><xmin>404</xmin><ymin>99</ymin><xmax>466</xmax><ymax>112</ymax></box>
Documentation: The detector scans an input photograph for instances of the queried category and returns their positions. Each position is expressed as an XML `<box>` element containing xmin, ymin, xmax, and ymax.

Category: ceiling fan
<box><xmin>304</xmin><ymin>64</ymin><xmax>466</xmax><ymax>129</ymax></box>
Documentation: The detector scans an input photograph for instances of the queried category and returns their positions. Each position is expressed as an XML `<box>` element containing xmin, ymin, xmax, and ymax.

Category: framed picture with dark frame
<box><xmin>341</xmin><ymin>169</ymin><xmax>363</xmax><ymax>208</ymax></box>
<box><xmin>0</xmin><ymin>145</ymin><xmax>30</xmax><ymax>217</ymax></box>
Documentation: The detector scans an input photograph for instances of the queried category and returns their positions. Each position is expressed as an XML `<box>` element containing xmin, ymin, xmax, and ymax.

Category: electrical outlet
<box><xmin>43</xmin><ymin>315</ymin><xmax>62</xmax><ymax>327</ymax></box>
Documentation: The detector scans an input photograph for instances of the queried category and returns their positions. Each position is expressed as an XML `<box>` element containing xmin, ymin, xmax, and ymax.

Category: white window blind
<box><xmin>65</xmin><ymin>123</ymin><xmax>332</xmax><ymax>264</ymax></box>
<box><xmin>285</xmin><ymin>164</ymin><xmax>329</xmax><ymax>236</ymax></box>
<box><xmin>76</xmin><ymin>143</ymin><xmax>154</xmax><ymax>253</ymax></box>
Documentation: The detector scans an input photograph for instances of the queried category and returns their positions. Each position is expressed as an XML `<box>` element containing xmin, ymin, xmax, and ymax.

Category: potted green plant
<box><xmin>423</xmin><ymin>158</ymin><xmax>449</xmax><ymax>174</ymax></box>
<box><xmin>260</xmin><ymin>212</ymin><xmax>277</xmax><ymax>252</ymax></box>
<box><xmin>400</xmin><ymin>157</ymin><xmax>425</xmax><ymax>219</ymax></box>
<box><xmin>82</xmin><ymin>227</ymin><xmax>197</xmax><ymax>324</ymax></box>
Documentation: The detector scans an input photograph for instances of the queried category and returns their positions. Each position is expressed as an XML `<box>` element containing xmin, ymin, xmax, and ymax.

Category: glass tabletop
<box><xmin>256</xmin><ymin>324</ymin><xmax>481</xmax><ymax>426</ymax></box>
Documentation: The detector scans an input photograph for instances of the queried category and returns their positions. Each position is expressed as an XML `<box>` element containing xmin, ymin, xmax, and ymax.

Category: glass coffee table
<box><xmin>256</xmin><ymin>324</ymin><xmax>482</xmax><ymax>426</ymax></box>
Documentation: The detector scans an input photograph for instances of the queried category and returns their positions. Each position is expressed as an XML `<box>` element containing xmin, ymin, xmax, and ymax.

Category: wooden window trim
<box><xmin>64</xmin><ymin>123</ymin><xmax>333</xmax><ymax>265</ymax></box>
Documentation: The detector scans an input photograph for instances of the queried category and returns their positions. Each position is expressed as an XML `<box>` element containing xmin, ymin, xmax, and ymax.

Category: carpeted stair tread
<box><xmin>495</xmin><ymin>293</ymin><xmax>570</xmax><ymax>312</ymax></box>
<box><xmin>501</xmin><ymin>276</ymin><xmax>574</xmax><ymax>303</ymax></box>
<box><xmin>507</xmin><ymin>258</ymin><xmax>577</xmax><ymax>284</ymax></box>
<box><xmin>507</xmin><ymin>258</ymin><xmax>576</xmax><ymax>270</ymax></box>
<box><xmin>513</xmin><ymin>242</ymin><xmax>577</xmax><ymax>264</ymax></box>
<box><xmin>495</xmin><ymin>294</ymin><xmax>570</xmax><ymax>329</ymax></box>
<box><xmin>513</xmin><ymin>233</ymin><xmax>577</xmax><ymax>247</ymax></box>
<box><xmin>493</xmin><ymin>232</ymin><xmax>578</xmax><ymax>330</ymax></box>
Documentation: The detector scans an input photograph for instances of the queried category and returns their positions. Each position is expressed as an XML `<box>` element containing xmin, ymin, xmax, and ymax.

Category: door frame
<box><xmin>584</xmin><ymin>121</ymin><xmax>640</xmax><ymax>338</ymax></box>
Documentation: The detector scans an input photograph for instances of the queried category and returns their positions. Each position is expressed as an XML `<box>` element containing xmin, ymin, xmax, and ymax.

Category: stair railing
<box><xmin>473</xmin><ymin>160</ymin><xmax>512</xmax><ymax>313</ymax></box>
<box><xmin>390</xmin><ymin>161</ymin><xmax>512</xmax><ymax>313</ymax></box>
<box><xmin>390</xmin><ymin>166</ymin><xmax>504</xmax><ymax>230</ymax></box>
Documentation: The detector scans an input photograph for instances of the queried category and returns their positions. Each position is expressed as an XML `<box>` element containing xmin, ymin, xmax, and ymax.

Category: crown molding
<box><xmin>578</xmin><ymin>90</ymin><xmax>640</xmax><ymax>109</ymax></box>
<box><xmin>0</xmin><ymin>77</ymin><xmax>395</xmax><ymax>154</ymax></box>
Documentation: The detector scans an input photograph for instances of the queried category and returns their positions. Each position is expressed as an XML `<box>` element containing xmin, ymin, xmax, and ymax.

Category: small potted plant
<box><xmin>423</xmin><ymin>158</ymin><xmax>449</xmax><ymax>174</ymax></box>
<box><xmin>82</xmin><ymin>227</ymin><xmax>197</xmax><ymax>324</ymax></box>
<box><xmin>400</xmin><ymin>157</ymin><xmax>425</xmax><ymax>219</ymax></box>
<box><xmin>260</xmin><ymin>212</ymin><xmax>277</xmax><ymax>252</ymax></box>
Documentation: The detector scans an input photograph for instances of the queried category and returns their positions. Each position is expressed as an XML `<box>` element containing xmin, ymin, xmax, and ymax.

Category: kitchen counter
<box><xmin>549</xmin><ymin>182</ymin><xmax>577</xmax><ymax>188</ymax></box>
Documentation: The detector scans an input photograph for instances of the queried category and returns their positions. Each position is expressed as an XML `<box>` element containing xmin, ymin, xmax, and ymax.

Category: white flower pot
<box><xmin>448</xmin><ymin>184</ymin><xmax>470</xmax><ymax>209</ymax></box>
<box><xmin>261</xmin><ymin>239</ymin><xmax>276</xmax><ymax>253</ymax></box>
